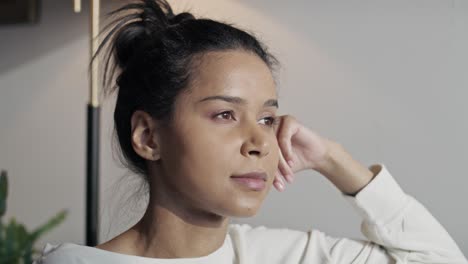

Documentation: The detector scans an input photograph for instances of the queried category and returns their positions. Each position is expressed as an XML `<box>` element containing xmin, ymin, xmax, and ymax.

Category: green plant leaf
<box><xmin>19</xmin><ymin>241</ymin><xmax>33</xmax><ymax>264</ymax></box>
<box><xmin>0</xmin><ymin>221</ymin><xmax>4</xmax><ymax>254</ymax></box>
<box><xmin>0</xmin><ymin>170</ymin><xmax>8</xmax><ymax>218</ymax></box>
<box><xmin>29</xmin><ymin>209</ymin><xmax>68</xmax><ymax>242</ymax></box>
<box><xmin>22</xmin><ymin>245</ymin><xmax>33</xmax><ymax>264</ymax></box>
<box><xmin>5</xmin><ymin>218</ymin><xmax>15</xmax><ymax>259</ymax></box>
<box><xmin>0</xmin><ymin>172</ymin><xmax>69</xmax><ymax>264</ymax></box>
<box><xmin>3</xmin><ymin>218</ymin><xmax>25</xmax><ymax>263</ymax></box>
<box><xmin>0</xmin><ymin>217</ymin><xmax>35</xmax><ymax>264</ymax></box>
<box><xmin>16</xmin><ymin>222</ymin><xmax>29</xmax><ymax>254</ymax></box>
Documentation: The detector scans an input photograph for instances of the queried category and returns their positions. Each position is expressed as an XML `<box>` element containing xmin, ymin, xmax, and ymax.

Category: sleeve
<box><xmin>325</xmin><ymin>163</ymin><xmax>468</xmax><ymax>263</ymax></box>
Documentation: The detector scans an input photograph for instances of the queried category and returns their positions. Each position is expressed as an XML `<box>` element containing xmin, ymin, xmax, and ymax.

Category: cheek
<box><xmin>168</xmin><ymin>123</ymin><xmax>235</xmax><ymax>176</ymax></box>
<box><xmin>267</xmin><ymin>137</ymin><xmax>280</xmax><ymax>170</ymax></box>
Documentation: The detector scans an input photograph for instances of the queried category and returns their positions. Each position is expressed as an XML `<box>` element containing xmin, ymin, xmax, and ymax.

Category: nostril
<box><xmin>248</xmin><ymin>150</ymin><xmax>261</xmax><ymax>156</ymax></box>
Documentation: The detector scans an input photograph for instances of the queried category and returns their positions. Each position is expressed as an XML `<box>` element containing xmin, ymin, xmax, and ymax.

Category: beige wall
<box><xmin>1</xmin><ymin>0</ymin><xmax>467</xmax><ymax>254</ymax></box>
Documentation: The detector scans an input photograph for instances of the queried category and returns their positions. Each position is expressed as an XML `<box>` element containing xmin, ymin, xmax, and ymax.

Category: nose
<box><xmin>240</xmin><ymin>124</ymin><xmax>270</xmax><ymax>159</ymax></box>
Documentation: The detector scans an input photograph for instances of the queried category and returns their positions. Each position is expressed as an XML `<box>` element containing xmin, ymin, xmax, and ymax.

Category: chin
<box><xmin>227</xmin><ymin>209</ymin><xmax>259</xmax><ymax>218</ymax></box>
<box><xmin>227</xmin><ymin>201</ymin><xmax>263</xmax><ymax>218</ymax></box>
<box><xmin>237</xmin><ymin>209</ymin><xmax>259</xmax><ymax>218</ymax></box>
<box><xmin>212</xmin><ymin>184</ymin><xmax>271</xmax><ymax>218</ymax></box>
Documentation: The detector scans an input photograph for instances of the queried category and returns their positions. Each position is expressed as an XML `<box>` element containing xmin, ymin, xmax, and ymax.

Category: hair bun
<box><xmin>168</xmin><ymin>12</ymin><xmax>195</xmax><ymax>25</ymax></box>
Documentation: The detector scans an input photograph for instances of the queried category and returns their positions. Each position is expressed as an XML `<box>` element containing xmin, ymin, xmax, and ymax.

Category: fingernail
<box><xmin>287</xmin><ymin>160</ymin><xmax>294</xmax><ymax>168</ymax></box>
<box><xmin>286</xmin><ymin>174</ymin><xmax>294</xmax><ymax>183</ymax></box>
<box><xmin>276</xmin><ymin>181</ymin><xmax>285</xmax><ymax>191</ymax></box>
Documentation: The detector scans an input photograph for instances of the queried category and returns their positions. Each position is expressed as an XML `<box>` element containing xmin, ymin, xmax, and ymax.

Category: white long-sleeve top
<box><xmin>34</xmin><ymin>164</ymin><xmax>467</xmax><ymax>263</ymax></box>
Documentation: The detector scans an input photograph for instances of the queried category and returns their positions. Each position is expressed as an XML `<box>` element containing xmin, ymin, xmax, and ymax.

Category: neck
<box><xmin>126</xmin><ymin>194</ymin><xmax>230</xmax><ymax>259</ymax></box>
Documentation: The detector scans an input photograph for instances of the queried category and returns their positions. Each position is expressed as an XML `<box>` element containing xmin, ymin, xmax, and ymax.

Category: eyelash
<box><xmin>214</xmin><ymin>111</ymin><xmax>279</xmax><ymax>127</ymax></box>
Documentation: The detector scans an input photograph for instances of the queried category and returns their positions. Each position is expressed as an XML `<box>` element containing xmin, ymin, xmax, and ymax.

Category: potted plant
<box><xmin>0</xmin><ymin>170</ymin><xmax>68</xmax><ymax>263</ymax></box>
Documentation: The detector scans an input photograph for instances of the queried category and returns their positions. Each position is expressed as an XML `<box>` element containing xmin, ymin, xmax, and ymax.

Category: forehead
<box><xmin>186</xmin><ymin>50</ymin><xmax>277</xmax><ymax>101</ymax></box>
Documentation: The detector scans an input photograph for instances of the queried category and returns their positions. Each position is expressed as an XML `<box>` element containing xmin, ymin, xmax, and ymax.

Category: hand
<box><xmin>272</xmin><ymin>115</ymin><xmax>333</xmax><ymax>191</ymax></box>
<box><xmin>272</xmin><ymin>115</ymin><xmax>377</xmax><ymax>195</ymax></box>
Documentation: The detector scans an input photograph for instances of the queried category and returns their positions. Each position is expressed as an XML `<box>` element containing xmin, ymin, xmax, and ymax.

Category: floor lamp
<box><xmin>74</xmin><ymin>0</ymin><xmax>101</xmax><ymax>247</ymax></box>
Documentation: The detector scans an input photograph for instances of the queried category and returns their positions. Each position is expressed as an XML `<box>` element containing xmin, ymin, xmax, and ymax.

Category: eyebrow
<box><xmin>197</xmin><ymin>95</ymin><xmax>279</xmax><ymax>108</ymax></box>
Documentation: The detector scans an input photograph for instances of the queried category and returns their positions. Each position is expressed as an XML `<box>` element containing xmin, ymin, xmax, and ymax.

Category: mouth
<box><xmin>231</xmin><ymin>172</ymin><xmax>267</xmax><ymax>191</ymax></box>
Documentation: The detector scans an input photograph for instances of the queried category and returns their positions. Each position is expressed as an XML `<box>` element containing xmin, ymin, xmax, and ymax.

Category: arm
<box><xmin>314</xmin><ymin>140</ymin><xmax>377</xmax><ymax>196</ymax></box>
<box><xmin>274</xmin><ymin>115</ymin><xmax>466</xmax><ymax>262</ymax></box>
<box><xmin>315</xmin><ymin>141</ymin><xmax>467</xmax><ymax>263</ymax></box>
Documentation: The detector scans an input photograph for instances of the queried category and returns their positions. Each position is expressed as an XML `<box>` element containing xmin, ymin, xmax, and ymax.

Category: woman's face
<box><xmin>155</xmin><ymin>50</ymin><xmax>280</xmax><ymax>218</ymax></box>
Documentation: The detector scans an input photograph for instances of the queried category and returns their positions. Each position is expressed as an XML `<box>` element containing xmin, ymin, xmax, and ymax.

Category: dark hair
<box><xmin>92</xmin><ymin>0</ymin><xmax>279</xmax><ymax>177</ymax></box>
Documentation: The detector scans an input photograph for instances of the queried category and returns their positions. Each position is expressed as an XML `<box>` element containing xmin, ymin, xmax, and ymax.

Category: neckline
<box><xmin>57</xmin><ymin>234</ymin><xmax>233</xmax><ymax>263</ymax></box>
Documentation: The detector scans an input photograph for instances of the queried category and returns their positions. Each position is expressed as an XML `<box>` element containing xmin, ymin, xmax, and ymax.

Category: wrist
<box><xmin>313</xmin><ymin>139</ymin><xmax>342</xmax><ymax>173</ymax></box>
<box><xmin>314</xmin><ymin>141</ymin><xmax>375</xmax><ymax>195</ymax></box>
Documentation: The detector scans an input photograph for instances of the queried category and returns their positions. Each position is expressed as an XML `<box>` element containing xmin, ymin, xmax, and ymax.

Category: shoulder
<box><xmin>227</xmin><ymin>223</ymin><xmax>332</xmax><ymax>262</ymax></box>
<box><xmin>33</xmin><ymin>242</ymin><xmax>127</xmax><ymax>264</ymax></box>
<box><xmin>228</xmin><ymin>223</ymin><xmax>336</xmax><ymax>247</ymax></box>
<box><xmin>33</xmin><ymin>243</ymin><xmax>85</xmax><ymax>264</ymax></box>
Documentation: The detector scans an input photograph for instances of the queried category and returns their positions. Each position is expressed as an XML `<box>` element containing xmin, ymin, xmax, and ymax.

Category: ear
<box><xmin>130</xmin><ymin>110</ymin><xmax>161</xmax><ymax>161</ymax></box>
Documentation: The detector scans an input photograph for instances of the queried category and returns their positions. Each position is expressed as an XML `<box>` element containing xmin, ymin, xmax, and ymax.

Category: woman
<box><xmin>35</xmin><ymin>0</ymin><xmax>467</xmax><ymax>263</ymax></box>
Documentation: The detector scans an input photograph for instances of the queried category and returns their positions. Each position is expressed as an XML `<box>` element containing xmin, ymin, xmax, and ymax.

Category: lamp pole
<box><xmin>74</xmin><ymin>0</ymin><xmax>101</xmax><ymax>247</ymax></box>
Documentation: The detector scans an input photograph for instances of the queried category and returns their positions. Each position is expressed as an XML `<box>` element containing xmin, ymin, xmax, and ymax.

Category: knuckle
<box><xmin>284</xmin><ymin>115</ymin><xmax>296</xmax><ymax>122</ymax></box>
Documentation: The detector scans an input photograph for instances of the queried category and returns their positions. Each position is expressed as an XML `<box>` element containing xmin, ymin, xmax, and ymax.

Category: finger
<box><xmin>278</xmin><ymin>149</ymin><xmax>293</xmax><ymax>183</ymax></box>
<box><xmin>273</xmin><ymin>172</ymin><xmax>285</xmax><ymax>192</ymax></box>
<box><xmin>273</xmin><ymin>173</ymin><xmax>284</xmax><ymax>192</ymax></box>
<box><xmin>276</xmin><ymin>116</ymin><xmax>299</xmax><ymax>165</ymax></box>
<box><xmin>278</xmin><ymin>146</ymin><xmax>294</xmax><ymax>183</ymax></box>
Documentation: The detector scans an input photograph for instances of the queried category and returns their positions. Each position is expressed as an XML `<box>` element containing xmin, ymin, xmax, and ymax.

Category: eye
<box><xmin>214</xmin><ymin>110</ymin><xmax>236</xmax><ymax>121</ymax></box>
<box><xmin>259</xmin><ymin>116</ymin><xmax>279</xmax><ymax>127</ymax></box>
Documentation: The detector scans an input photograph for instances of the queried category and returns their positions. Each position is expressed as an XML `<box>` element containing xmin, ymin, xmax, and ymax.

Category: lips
<box><xmin>231</xmin><ymin>172</ymin><xmax>267</xmax><ymax>181</ymax></box>
<box><xmin>231</xmin><ymin>172</ymin><xmax>267</xmax><ymax>191</ymax></box>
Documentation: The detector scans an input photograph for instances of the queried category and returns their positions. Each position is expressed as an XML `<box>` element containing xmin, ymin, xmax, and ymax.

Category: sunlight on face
<box><xmin>157</xmin><ymin>50</ymin><xmax>280</xmax><ymax>218</ymax></box>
